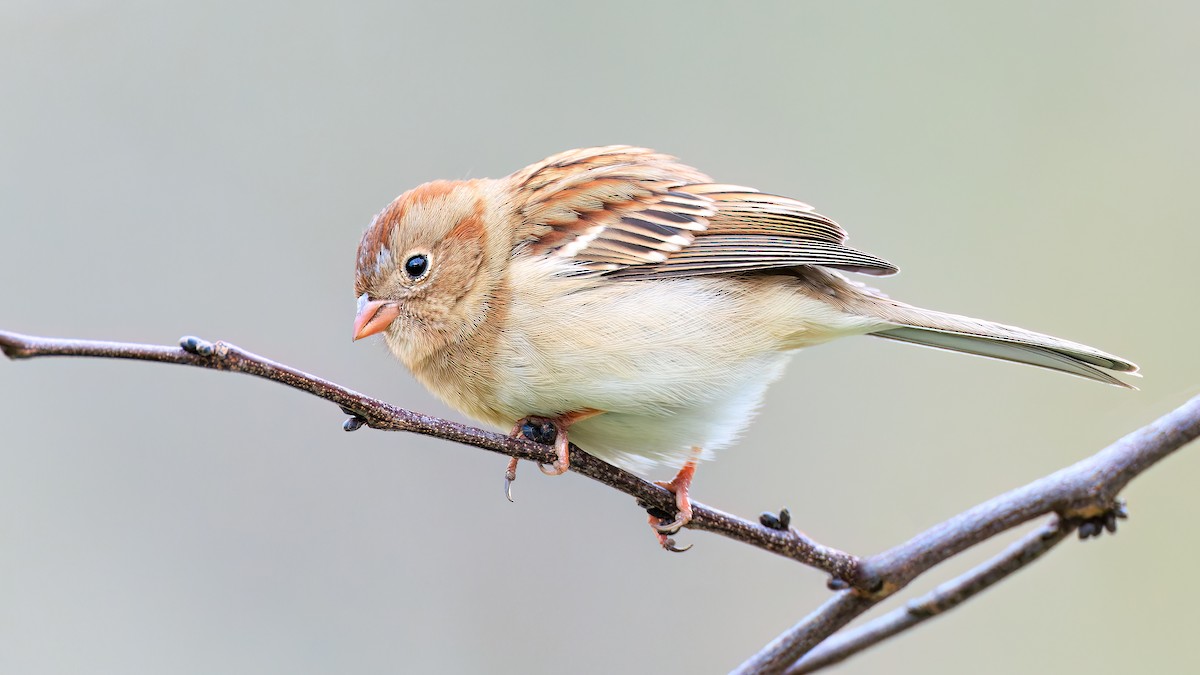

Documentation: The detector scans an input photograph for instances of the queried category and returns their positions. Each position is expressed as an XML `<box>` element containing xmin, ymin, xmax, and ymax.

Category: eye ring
<box><xmin>403</xmin><ymin>253</ymin><xmax>430</xmax><ymax>279</ymax></box>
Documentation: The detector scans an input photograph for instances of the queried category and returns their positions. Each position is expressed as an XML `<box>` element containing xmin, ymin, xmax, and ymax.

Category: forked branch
<box><xmin>3</xmin><ymin>328</ymin><xmax>1197</xmax><ymax>674</ymax></box>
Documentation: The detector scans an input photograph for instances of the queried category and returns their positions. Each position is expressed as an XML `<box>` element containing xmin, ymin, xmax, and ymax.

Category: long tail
<box><xmin>829</xmin><ymin>278</ymin><xmax>1139</xmax><ymax>388</ymax></box>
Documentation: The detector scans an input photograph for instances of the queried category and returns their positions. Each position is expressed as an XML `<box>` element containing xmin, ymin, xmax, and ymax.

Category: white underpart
<box><xmin>492</xmin><ymin>256</ymin><xmax>883</xmax><ymax>473</ymax></box>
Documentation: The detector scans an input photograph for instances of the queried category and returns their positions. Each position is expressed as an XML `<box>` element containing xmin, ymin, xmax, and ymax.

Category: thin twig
<box><xmin>732</xmin><ymin>393</ymin><xmax>1200</xmax><ymax>674</ymax></box>
<box><xmin>787</xmin><ymin>517</ymin><xmax>1073</xmax><ymax>673</ymax></box>
<box><xmin>0</xmin><ymin>329</ymin><xmax>859</xmax><ymax>582</ymax></box>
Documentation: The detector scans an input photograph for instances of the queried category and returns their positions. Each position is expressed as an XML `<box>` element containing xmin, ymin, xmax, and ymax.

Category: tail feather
<box><xmin>857</xmin><ymin>301</ymin><xmax>1138</xmax><ymax>388</ymax></box>
<box><xmin>872</xmin><ymin>325</ymin><xmax>1135</xmax><ymax>388</ymax></box>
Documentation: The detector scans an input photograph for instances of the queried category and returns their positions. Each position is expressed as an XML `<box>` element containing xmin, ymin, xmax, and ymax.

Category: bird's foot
<box><xmin>509</xmin><ymin>416</ymin><xmax>569</xmax><ymax>476</ymax></box>
<box><xmin>530</xmin><ymin>418</ymin><xmax>570</xmax><ymax>476</ymax></box>
<box><xmin>647</xmin><ymin>511</ymin><xmax>693</xmax><ymax>552</ymax></box>
<box><xmin>503</xmin><ymin>416</ymin><xmax>570</xmax><ymax>500</ymax></box>
<box><xmin>647</xmin><ymin>458</ymin><xmax>698</xmax><ymax>551</ymax></box>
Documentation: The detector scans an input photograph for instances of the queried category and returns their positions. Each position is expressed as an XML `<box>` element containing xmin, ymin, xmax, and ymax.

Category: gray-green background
<box><xmin>3</xmin><ymin>2</ymin><xmax>1197</xmax><ymax>673</ymax></box>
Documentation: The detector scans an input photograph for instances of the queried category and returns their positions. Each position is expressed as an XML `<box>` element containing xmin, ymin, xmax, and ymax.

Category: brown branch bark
<box><xmin>4</xmin><ymin>328</ymin><xmax>1198</xmax><ymax>674</ymax></box>
<box><xmin>787</xmin><ymin>517</ymin><xmax>1072</xmax><ymax>673</ymax></box>
<box><xmin>0</xmin><ymin>330</ymin><xmax>858</xmax><ymax>581</ymax></box>
<box><xmin>734</xmin><ymin>392</ymin><xmax>1200</xmax><ymax>674</ymax></box>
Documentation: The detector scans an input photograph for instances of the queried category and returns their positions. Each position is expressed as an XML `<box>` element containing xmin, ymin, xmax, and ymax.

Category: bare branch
<box><xmin>0</xmin><ymin>329</ymin><xmax>859</xmax><ymax>581</ymax></box>
<box><xmin>734</xmin><ymin>393</ymin><xmax>1200</xmax><ymax>674</ymax></box>
<box><xmin>788</xmin><ymin>517</ymin><xmax>1072</xmax><ymax>673</ymax></box>
<box><xmin>5</xmin><ymin>328</ymin><xmax>1198</xmax><ymax>674</ymax></box>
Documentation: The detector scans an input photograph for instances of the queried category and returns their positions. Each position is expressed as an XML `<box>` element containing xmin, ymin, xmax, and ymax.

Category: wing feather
<box><xmin>507</xmin><ymin>146</ymin><xmax>897</xmax><ymax>278</ymax></box>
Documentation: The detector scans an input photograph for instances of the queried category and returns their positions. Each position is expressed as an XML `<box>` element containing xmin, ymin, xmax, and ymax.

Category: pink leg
<box><xmin>503</xmin><ymin>456</ymin><xmax>520</xmax><ymax>502</ymax></box>
<box><xmin>649</xmin><ymin>452</ymin><xmax>699</xmax><ymax>551</ymax></box>
<box><xmin>503</xmin><ymin>410</ymin><xmax>602</xmax><ymax>497</ymax></box>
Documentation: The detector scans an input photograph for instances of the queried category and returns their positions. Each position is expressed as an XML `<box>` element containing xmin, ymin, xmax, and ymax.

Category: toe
<box><xmin>537</xmin><ymin>460</ymin><xmax>568</xmax><ymax>476</ymax></box>
<box><xmin>652</xmin><ymin>513</ymin><xmax>688</xmax><ymax>535</ymax></box>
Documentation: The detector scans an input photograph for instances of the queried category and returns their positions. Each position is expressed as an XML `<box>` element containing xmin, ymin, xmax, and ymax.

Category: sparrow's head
<box><xmin>353</xmin><ymin>179</ymin><xmax>495</xmax><ymax>347</ymax></box>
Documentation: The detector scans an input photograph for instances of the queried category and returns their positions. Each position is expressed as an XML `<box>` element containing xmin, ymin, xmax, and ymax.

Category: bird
<box><xmin>351</xmin><ymin>145</ymin><xmax>1137</xmax><ymax>550</ymax></box>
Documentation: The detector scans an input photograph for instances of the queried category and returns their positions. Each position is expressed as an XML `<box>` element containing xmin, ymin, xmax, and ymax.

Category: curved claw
<box><xmin>504</xmin><ymin>457</ymin><xmax>519</xmax><ymax>503</ymax></box>
<box><xmin>661</xmin><ymin>537</ymin><xmax>692</xmax><ymax>553</ymax></box>
<box><xmin>652</xmin><ymin>514</ymin><xmax>688</xmax><ymax>535</ymax></box>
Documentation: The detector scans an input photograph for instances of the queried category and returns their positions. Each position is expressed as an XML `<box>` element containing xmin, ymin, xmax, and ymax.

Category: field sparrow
<box><xmin>352</xmin><ymin>146</ymin><xmax>1137</xmax><ymax>549</ymax></box>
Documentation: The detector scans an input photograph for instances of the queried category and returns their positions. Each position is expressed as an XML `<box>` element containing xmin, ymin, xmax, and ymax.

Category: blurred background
<box><xmin>2</xmin><ymin>2</ymin><xmax>1198</xmax><ymax>673</ymax></box>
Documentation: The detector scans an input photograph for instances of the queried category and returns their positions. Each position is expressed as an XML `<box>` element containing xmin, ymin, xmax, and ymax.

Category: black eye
<box><xmin>404</xmin><ymin>254</ymin><xmax>429</xmax><ymax>279</ymax></box>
